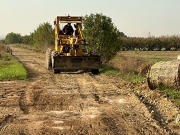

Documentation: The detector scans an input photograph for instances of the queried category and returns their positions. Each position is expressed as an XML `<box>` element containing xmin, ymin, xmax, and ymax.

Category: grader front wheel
<box><xmin>45</xmin><ymin>48</ymin><xmax>52</xmax><ymax>70</ymax></box>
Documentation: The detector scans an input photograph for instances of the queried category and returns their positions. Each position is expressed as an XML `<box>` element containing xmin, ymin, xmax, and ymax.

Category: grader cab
<box><xmin>46</xmin><ymin>15</ymin><xmax>101</xmax><ymax>74</ymax></box>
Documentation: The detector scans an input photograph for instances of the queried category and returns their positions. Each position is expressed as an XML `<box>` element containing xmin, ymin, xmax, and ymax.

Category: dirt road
<box><xmin>0</xmin><ymin>46</ymin><xmax>179</xmax><ymax>135</ymax></box>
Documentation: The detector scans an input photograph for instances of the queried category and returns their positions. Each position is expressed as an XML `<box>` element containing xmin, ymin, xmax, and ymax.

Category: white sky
<box><xmin>0</xmin><ymin>0</ymin><xmax>180</xmax><ymax>37</ymax></box>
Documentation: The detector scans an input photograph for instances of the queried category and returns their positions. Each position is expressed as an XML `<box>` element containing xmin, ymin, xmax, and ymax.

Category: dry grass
<box><xmin>110</xmin><ymin>51</ymin><xmax>180</xmax><ymax>76</ymax></box>
<box><xmin>0</xmin><ymin>44</ymin><xmax>7</xmax><ymax>55</ymax></box>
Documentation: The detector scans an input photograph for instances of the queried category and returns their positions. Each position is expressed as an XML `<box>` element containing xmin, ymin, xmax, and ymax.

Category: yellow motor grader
<box><xmin>46</xmin><ymin>15</ymin><xmax>101</xmax><ymax>74</ymax></box>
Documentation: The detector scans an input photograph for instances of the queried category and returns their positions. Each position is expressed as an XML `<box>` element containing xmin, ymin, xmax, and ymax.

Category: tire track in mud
<box><xmin>76</xmin><ymin>74</ymin><xmax>136</xmax><ymax>134</ymax></box>
<box><xmin>38</xmin><ymin>73</ymin><xmax>96</xmax><ymax>134</ymax></box>
<box><xmin>0</xmin><ymin>115</ymin><xmax>14</xmax><ymax>130</ymax></box>
<box><xmin>76</xmin><ymin>74</ymin><xmax>169</xmax><ymax>135</ymax></box>
<box><xmin>0</xmin><ymin>73</ymin><xmax>169</xmax><ymax>135</ymax></box>
<box><xmin>0</xmin><ymin>81</ymin><xmax>29</xmax><ymax>135</ymax></box>
<box><xmin>19</xmin><ymin>91</ymin><xmax>29</xmax><ymax>114</ymax></box>
<box><xmin>76</xmin><ymin>74</ymin><xmax>131</xmax><ymax>134</ymax></box>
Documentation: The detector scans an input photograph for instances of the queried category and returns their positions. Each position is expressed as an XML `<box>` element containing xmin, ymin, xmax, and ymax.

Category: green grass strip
<box><xmin>159</xmin><ymin>86</ymin><xmax>180</xmax><ymax>107</ymax></box>
<box><xmin>0</xmin><ymin>54</ymin><xmax>27</xmax><ymax>81</ymax></box>
<box><xmin>100</xmin><ymin>65</ymin><xmax>145</xmax><ymax>83</ymax></box>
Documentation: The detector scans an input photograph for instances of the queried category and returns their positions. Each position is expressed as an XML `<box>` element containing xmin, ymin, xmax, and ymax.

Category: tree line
<box><xmin>0</xmin><ymin>22</ymin><xmax>54</xmax><ymax>50</ymax></box>
<box><xmin>122</xmin><ymin>35</ymin><xmax>180</xmax><ymax>51</ymax></box>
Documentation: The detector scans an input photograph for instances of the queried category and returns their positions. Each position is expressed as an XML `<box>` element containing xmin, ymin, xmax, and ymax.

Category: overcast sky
<box><xmin>0</xmin><ymin>0</ymin><xmax>180</xmax><ymax>37</ymax></box>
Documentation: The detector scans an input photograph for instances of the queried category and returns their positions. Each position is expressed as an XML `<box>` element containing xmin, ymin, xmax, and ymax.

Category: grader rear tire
<box><xmin>46</xmin><ymin>48</ymin><xmax>52</xmax><ymax>70</ymax></box>
<box><xmin>51</xmin><ymin>50</ymin><xmax>60</xmax><ymax>74</ymax></box>
<box><xmin>91</xmin><ymin>69</ymin><xmax>99</xmax><ymax>74</ymax></box>
<box><xmin>53</xmin><ymin>69</ymin><xmax>61</xmax><ymax>74</ymax></box>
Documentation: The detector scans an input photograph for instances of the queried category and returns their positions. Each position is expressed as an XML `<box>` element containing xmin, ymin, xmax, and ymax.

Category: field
<box><xmin>111</xmin><ymin>50</ymin><xmax>179</xmax><ymax>74</ymax></box>
<box><xmin>0</xmin><ymin>45</ymin><xmax>180</xmax><ymax>134</ymax></box>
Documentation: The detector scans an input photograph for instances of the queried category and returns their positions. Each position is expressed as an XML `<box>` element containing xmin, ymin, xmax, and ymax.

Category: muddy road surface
<box><xmin>0</xmin><ymin>46</ymin><xmax>179</xmax><ymax>135</ymax></box>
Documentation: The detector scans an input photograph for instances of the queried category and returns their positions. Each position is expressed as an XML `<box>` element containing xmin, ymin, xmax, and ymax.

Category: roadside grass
<box><xmin>0</xmin><ymin>53</ymin><xmax>27</xmax><ymax>81</ymax></box>
<box><xmin>100</xmin><ymin>65</ymin><xmax>145</xmax><ymax>83</ymax></box>
<box><xmin>159</xmin><ymin>86</ymin><xmax>180</xmax><ymax>107</ymax></box>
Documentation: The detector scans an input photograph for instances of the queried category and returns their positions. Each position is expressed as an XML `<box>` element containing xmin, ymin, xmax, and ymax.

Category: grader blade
<box><xmin>52</xmin><ymin>55</ymin><xmax>101</xmax><ymax>70</ymax></box>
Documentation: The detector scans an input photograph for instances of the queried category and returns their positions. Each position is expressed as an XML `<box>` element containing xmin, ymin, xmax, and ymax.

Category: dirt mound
<box><xmin>0</xmin><ymin>44</ymin><xmax>7</xmax><ymax>54</ymax></box>
<box><xmin>0</xmin><ymin>44</ymin><xmax>12</xmax><ymax>56</ymax></box>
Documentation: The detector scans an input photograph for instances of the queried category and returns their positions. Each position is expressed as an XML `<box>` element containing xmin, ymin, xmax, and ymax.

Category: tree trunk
<box><xmin>147</xmin><ymin>60</ymin><xmax>180</xmax><ymax>89</ymax></box>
